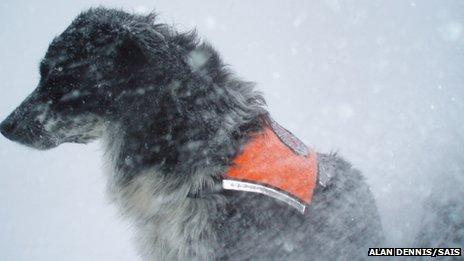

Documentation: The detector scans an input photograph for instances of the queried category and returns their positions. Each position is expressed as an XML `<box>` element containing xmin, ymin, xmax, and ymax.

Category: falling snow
<box><xmin>0</xmin><ymin>1</ymin><xmax>463</xmax><ymax>260</ymax></box>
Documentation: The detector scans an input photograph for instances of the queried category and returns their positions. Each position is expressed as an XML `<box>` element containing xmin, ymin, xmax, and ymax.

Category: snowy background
<box><xmin>1</xmin><ymin>0</ymin><xmax>463</xmax><ymax>260</ymax></box>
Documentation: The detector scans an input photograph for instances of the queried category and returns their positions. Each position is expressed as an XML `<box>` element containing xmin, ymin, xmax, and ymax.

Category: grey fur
<box><xmin>212</xmin><ymin>153</ymin><xmax>384</xmax><ymax>260</ymax></box>
<box><xmin>0</xmin><ymin>7</ymin><xmax>384</xmax><ymax>260</ymax></box>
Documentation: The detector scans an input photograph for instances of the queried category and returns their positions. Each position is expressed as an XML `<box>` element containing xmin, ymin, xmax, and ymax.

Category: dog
<box><xmin>0</xmin><ymin>8</ymin><xmax>383</xmax><ymax>260</ymax></box>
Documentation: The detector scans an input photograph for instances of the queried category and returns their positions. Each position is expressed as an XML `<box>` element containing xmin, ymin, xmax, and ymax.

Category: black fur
<box><xmin>1</xmin><ymin>7</ymin><xmax>384</xmax><ymax>260</ymax></box>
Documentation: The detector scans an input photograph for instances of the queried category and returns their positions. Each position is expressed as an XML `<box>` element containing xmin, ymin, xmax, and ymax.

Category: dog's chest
<box><xmin>102</xmin><ymin>132</ymin><xmax>218</xmax><ymax>260</ymax></box>
<box><xmin>106</xmin><ymin>172</ymin><xmax>218</xmax><ymax>260</ymax></box>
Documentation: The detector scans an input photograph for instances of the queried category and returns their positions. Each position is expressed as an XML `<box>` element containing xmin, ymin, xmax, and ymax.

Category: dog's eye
<box><xmin>51</xmin><ymin>66</ymin><xmax>64</xmax><ymax>74</ymax></box>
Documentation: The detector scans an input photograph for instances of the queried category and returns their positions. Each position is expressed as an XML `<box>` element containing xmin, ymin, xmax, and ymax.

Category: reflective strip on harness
<box><xmin>223</xmin><ymin>119</ymin><xmax>318</xmax><ymax>214</ymax></box>
<box><xmin>223</xmin><ymin>179</ymin><xmax>307</xmax><ymax>213</ymax></box>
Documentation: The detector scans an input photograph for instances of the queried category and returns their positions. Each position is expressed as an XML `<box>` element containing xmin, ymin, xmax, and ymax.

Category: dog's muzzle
<box><xmin>0</xmin><ymin>116</ymin><xmax>20</xmax><ymax>141</ymax></box>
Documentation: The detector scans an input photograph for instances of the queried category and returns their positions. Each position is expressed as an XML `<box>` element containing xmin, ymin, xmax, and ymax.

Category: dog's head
<box><xmin>0</xmin><ymin>8</ymin><xmax>180</xmax><ymax>150</ymax></box>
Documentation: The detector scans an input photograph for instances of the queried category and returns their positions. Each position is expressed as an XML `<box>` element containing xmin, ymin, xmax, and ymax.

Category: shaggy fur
<box><xmin>1</xmin><ymin>8</ymin><xmax>383</xmax><ymax>260</ymax></box>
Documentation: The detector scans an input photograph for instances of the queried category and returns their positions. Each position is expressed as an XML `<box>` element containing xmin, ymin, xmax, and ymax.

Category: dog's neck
<box><xmin>105</xmin><ymin>43</ymin><xmax>265</xmax><ymax>188</ymax></box>
<box><xmin>100</xmin><ymin>42</ymin><xmax>266</xmax><ymax>259</ymax></box>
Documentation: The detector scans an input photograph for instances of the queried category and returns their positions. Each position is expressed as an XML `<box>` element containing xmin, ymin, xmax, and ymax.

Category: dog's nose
<box><xmin>0</xmin><ymin>118</ymin><xmax>17</xmax><ymax>138</ymax></box>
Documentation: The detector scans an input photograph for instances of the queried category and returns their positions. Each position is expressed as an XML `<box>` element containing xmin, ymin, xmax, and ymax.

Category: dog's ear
<box><xmin>116</xmin><ymin>15</ymin><xmax>170</xmax><ymax>67</ymax></box>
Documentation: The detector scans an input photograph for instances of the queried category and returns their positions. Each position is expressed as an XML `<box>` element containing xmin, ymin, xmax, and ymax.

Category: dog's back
<box><xmin>214</xmin><ymin>153</ymin><xmax>383</xmax><ymax>260</ymax></box>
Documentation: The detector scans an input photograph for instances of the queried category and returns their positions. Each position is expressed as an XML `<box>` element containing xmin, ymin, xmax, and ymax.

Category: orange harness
<box><xmin>223</xmin><ymin>116</ymin><xmax>318</xmax><ymax>214</ymax></box>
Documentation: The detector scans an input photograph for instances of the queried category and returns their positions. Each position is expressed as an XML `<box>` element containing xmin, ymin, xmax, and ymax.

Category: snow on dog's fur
<box><xmin>0</xmin><ymin>8</ymin><xmax>384</xmax><ymax>260</ymax></box>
